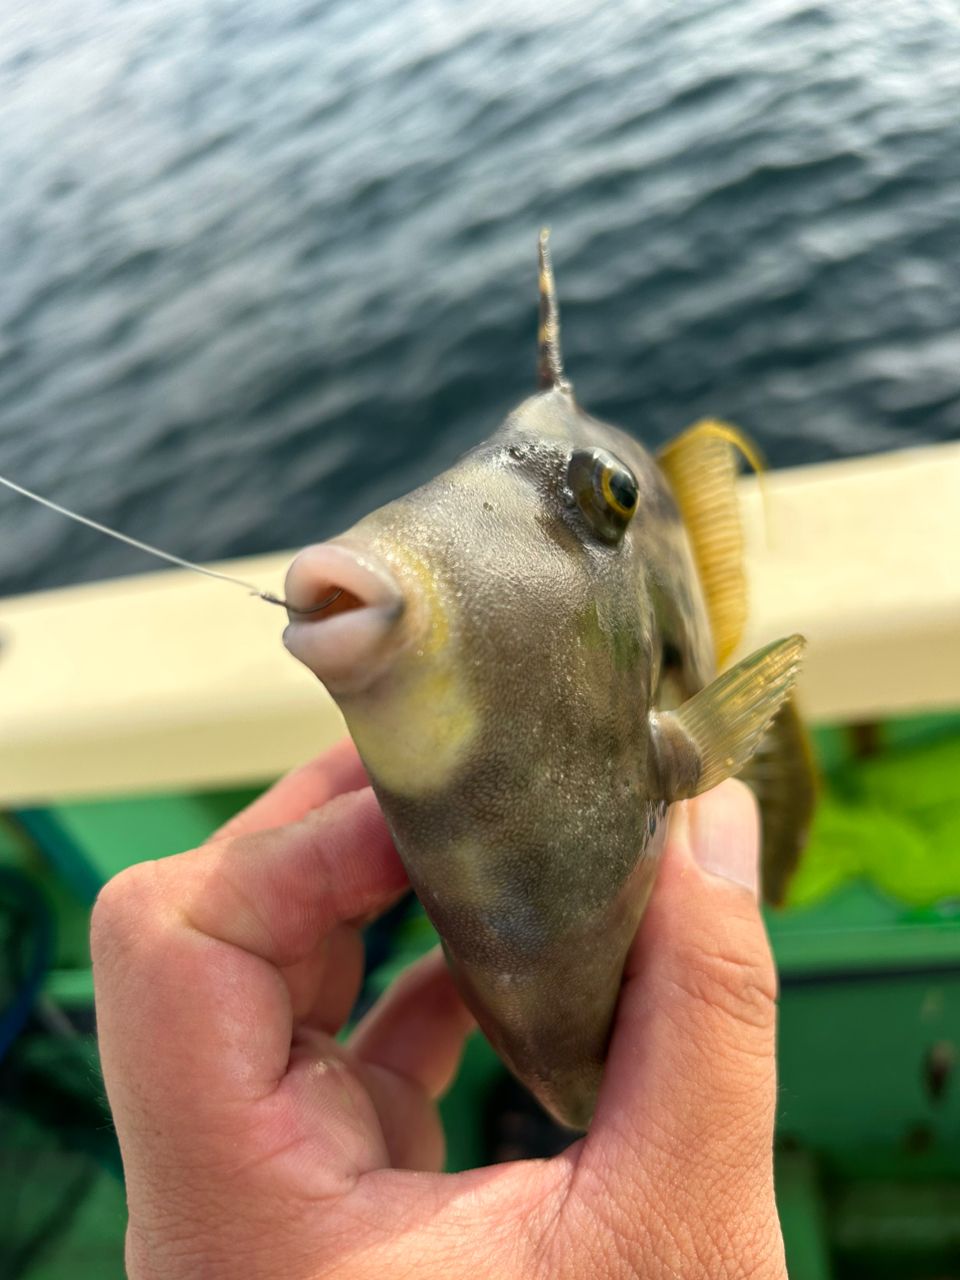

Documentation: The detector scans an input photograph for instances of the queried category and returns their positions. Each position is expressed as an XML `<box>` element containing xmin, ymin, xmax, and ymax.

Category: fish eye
<box><xmin>600</xmin><ymin>464</ymin><xmax>638</xmax><ymax>518</ymax></box>
<box><xmin>566</xmin><ymin>448</ymin><xmax>639</xmax><ymax>543</ymax></box>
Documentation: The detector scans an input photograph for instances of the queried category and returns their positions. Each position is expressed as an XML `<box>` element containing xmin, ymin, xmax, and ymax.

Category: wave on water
<box><xmin>0</xmin><ymin>0</ymin><xmax>958</xmax><ymax>594</ymax></box>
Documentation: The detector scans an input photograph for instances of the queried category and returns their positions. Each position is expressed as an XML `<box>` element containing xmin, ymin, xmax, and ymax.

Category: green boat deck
<box><xmin>2</xmin><ymin>714</ymin><xmax>958</xmax><ymax>1278</ymax></box>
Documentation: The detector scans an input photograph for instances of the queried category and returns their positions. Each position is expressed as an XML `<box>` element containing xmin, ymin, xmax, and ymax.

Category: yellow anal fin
<box><xmin>739</xmin><ymin>695</ymin><xmax>818</xmax><ymax>907</ymax></box>
<box><xmin>658</xmin><ymin>419</ymin><xmax>764</xmax><ymax>669</ymax></box>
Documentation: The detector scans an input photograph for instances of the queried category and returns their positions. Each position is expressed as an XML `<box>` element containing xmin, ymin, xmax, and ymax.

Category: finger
<box><xmin>282</xmin><ymin>922</ymin><xmax>365</xmax><ymax>1032</ymax></box>
<box><xmin>592</xmin><ymin>782</ymin><xmax>779</xmax><ymax>1227</ymax></box>
<box><xmin>355</xmin><ymin>1064</ymin><xmax>447</xmax><ymax>1174</ymax></box>
<box><xmin>92</xmin><ymin>788</ymin><xmax>407</xmax><ymax>1132</ymax></box>
<box><xmin>211</xmin><ymin>736</ymin><xmax>368</xmax><ymax>841</ymax></box>
<box><xmin>350</xmin><ymin>948</ymin><xmax>475</xmax><ymax>1099</ymax></box>
<box><xmin>347</xmin><ymin>949</ymin><xmax>475</xmax><ymax>1173</ymax></box>
<box><xmin>187</xmin><ymin>788</ymin><xmax>406</xmax><ymax>970</ymax></box>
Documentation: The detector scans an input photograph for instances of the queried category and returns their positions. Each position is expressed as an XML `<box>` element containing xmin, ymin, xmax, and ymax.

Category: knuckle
<box><xmin>91</xmin><ymin>861</ymin><xmax>163</xmax><ymax>960</ymax></box>
<box><xmin>207</xmin><ymin>812</ymin><xmax>244</xmax><ymax>843</ymax></box>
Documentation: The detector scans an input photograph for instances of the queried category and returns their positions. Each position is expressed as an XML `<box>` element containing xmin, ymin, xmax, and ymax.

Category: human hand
<box><xmin>92</xmin><ymin>739</ymin><xmax>786</xmax><ymax>1278</ymax></box>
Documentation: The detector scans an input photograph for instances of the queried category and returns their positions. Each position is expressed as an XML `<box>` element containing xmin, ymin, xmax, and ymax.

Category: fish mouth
<box><xmin>282</xmin><ymin>543</ymin><xmax>407</xmax><ymax>695</ymax></box>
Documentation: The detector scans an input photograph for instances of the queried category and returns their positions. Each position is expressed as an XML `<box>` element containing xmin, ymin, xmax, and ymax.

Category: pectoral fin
<box><xmin>650</xmin><ymin>635</ymin><xmax>805</xmax><ymax>802</ymax></box>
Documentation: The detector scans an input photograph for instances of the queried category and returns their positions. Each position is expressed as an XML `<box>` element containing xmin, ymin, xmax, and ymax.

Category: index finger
<box><xmin>92</xmin><ymin>787</ymin><xmax>408</xmax><ymax>1127</ymax></box>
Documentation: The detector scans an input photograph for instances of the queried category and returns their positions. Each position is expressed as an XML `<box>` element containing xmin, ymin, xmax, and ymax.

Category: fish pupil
<box><xmin>608</xmin><ymin>470</ymin><xmax>637</xmax><ymax>512</ymax></box>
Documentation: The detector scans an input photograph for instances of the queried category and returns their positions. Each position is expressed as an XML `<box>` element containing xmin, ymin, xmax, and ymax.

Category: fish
<box><xmin>283</xmin><ymin>229</ymin><xmax>816</xmax><ymax>1131</ymax></box>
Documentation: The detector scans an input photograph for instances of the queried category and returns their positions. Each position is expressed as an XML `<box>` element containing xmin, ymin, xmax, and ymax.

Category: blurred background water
<box><xmin>0</xmin><ymin>0</ymin><xmax>958</xmax><ymax>597</ymax></box>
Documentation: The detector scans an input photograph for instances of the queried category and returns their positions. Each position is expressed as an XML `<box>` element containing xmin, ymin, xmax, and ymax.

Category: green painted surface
<box><xmin>775</xmin><ymin>1150</ymin><xmax>832</xmax><ymax>1280</ymax></box>
<box><xmin>2</xmin><ymin>713</ymin><xmax>959</xmax><ymax>1276</ymax></box>
<box><xmin>778</xmin><ymin>972</ymin><xmax>959</xmax><ymax>1156</ymax></box>
<box><xmin>16</xmin><ymin>788</ymin><xmax>260</xmax><ymax>904</ymax></box>
<box><xmin>831</xmin><ymin>1178</ymin><xmax>960</xmax><ymax>1277</ymax></box>
<box><xmin>0</xmin><ymin>1107</ymin><xmax>126</xmax><ymax>1280</ymax></box>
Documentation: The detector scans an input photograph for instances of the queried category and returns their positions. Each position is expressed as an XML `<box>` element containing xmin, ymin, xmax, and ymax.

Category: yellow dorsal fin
<box><xmin>657</xmin><ymin>419</ymin><xmax>764</xmax><ymax>668</ymax></box>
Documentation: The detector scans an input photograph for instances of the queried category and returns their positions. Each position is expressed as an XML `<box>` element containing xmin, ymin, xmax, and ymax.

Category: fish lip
<box><xmin>282</xmin><ymin>543</ymin><xmax>407</xmax><ymax>695</ymax></box>
<box><xmin>284</xmin><ymin>542</ymin><xmax>404</xmax><ymax>618</ymax></box>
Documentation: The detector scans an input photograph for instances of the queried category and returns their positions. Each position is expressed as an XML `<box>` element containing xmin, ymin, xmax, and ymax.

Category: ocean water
<box><xmin>0</xmin><ymin>0</ymin><xmax>958</xmax><ymax>597</ymax></box>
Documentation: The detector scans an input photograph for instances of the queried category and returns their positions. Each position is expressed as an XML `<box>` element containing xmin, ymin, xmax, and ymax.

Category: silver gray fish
<box><xmin>283</xmin><ymin>232</ymin><xmax>815</xmax><ymax>1129</ymax></box>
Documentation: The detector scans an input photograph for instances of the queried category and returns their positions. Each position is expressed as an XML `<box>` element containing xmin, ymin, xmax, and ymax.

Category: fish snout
<box><xmin>282</xmin><ymin>542</ymin><xmax>406</xmax><ymax>695</ymax></box>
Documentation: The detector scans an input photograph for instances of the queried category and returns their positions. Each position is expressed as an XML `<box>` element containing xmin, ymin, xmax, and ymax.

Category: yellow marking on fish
<box><xmin>382</xmin><ymin>544</ymin><xmax>450</xmax><ymax>656</ymax></box>
<box><xmin>347</xmin><ymin>665</ymin><xmax>477</xmax><ymax>796</ymax></box>
<box><xmin>432</xmin><ymin>837</ymin><xmax>494</xmax><ymax>908</ymax></box>
<box><xmin>344</xmin><ymin>542</ymin><xmax>478</xmax><ymax>795</ymax></box>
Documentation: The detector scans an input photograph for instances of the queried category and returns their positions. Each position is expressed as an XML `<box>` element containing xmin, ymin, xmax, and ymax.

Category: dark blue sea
<box><xmin>1</xmin><ymin>0</ymin><xmax>959</xmax><ymax>597</ymax></box>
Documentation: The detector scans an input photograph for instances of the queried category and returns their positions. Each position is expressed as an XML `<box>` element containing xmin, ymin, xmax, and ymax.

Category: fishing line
<box><xmin>0</xmin><ymin>474</ymin><xmax>340</xmax><ymax>614</ymax></box>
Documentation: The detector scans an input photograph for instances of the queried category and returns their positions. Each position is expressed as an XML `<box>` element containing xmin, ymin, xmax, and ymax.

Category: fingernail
<box><xmin>687</xmin><ymin>784</ymin><xmax>760</xmax><ymax>897</ymax></box>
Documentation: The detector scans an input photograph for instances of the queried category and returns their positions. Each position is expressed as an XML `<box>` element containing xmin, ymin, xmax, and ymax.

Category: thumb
<box><xmin>592</xmin><ymin>780</ymin><xmax>781</xmax><ymax>1252</ymax></box>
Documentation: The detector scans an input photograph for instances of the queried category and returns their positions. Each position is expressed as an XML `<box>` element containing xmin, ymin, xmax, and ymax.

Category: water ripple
<box><xmin>0</xmin><ymin>0</ymin><xmax>958</xmax><ymax>595</ymax></box>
